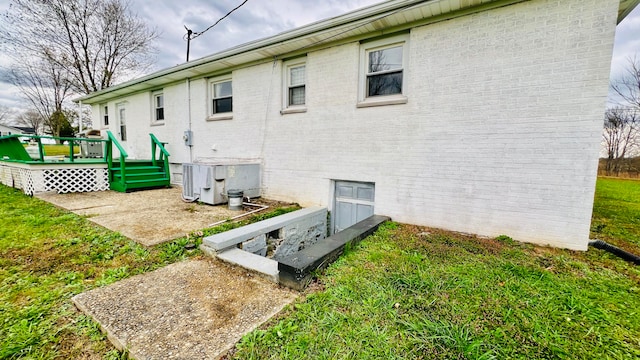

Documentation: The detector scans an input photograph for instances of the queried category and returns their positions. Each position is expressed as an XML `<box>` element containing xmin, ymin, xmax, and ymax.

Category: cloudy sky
<box><xmin>0</xmin><ymin>0</ymin><xmax>639</xmax><ymax>115</ymax></box>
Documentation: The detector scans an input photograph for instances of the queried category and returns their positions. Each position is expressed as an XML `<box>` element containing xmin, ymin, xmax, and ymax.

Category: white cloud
<box><xmin>135</xmin><ymin>0</ymin><xmax>382</xmax><ymax>70</ymax></box>
<box><xmin>610</xmin><ymin>5</ymin><xmax>640</xmax><ymax>80</ymax></box>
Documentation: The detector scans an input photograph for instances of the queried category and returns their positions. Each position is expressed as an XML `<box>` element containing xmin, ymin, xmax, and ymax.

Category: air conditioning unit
<box><xmin>181</xmin><ymin>163</ymin><xmax>260</xmax><ymax>205</ymax></box>
<box><xmin>182</xmin><ymin>163</ymin><xmax>197</xmax><ymax>201</ymax></box>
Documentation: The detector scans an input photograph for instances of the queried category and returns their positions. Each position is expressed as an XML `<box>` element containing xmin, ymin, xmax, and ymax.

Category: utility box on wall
<box><xmin>183</xmin><ymin>130</ymin><xmax>193</xmax><ymax>146</ymax></box>
<box><xmin>182</xmin><ymin>163</ymin><xmax>260</xmax><ymax>205</ymax></box>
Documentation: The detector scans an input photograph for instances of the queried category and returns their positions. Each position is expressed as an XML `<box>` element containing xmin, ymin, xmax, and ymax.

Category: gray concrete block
<box><xmin>202</xmin><ymin>207</ymin><xmax>327</xmax><ymax>252</ymax></box>
<box><xmin>242</xmin><ymin>234</ymin><xmax>267</xmax><ymax>256</ymax></box>
<box><xmin>278</xmin><ymin>215</ymin><xmax>390</xmax><ymax>291</ymax></box>
<box><xmin>273</xmin><ymin>217</ymin><xmax>326</xmax><ymax>261</ymax></box>
<box><xmin>217</xmin><ymin>248</ymin><xmax>279</xmax><ymax>283</ymax></box>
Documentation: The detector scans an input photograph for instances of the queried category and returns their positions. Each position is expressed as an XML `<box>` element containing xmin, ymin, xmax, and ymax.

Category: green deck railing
<box><xmin>150</xmin><ymin>133</ymin><xmax>171</xmax><ymax>183</ymax></box>
<box><xmin>1</xmin><ymin>132</ymin><xmax>170</xmax><ymax>191</ymax></box>
<box><xmin>0</xmin><ymin>134</ymin><xmax>108</xmax><ymax>164</ymax></box>
<box><xmin>105</xmin><ymin>130</ymin><xmax>128</xmax><ymax>186</ymax></box>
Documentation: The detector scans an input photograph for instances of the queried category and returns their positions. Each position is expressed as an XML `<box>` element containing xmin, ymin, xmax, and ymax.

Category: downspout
<box><xmin>589</xmin><ymin>239</ymin><xmax>640</xmax><ymax>265</ymax></box>
<box><xmin>187</xmin><ymin>77</ymin><xmax>193</xmax><ymax>163</ymax></box>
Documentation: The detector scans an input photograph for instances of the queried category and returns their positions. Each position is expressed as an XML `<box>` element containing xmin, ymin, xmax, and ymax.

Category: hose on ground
<box><xmin>588</xmin><ymin>239</ymin><xmax>640</xmax><ymax>265</ymax></box>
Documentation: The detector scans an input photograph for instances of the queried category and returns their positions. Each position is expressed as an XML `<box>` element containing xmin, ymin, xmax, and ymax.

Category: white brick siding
<box><xmin>90</xmin><ymin>0</ymin><xmax>619</xmax><ymax>250</ymax></box>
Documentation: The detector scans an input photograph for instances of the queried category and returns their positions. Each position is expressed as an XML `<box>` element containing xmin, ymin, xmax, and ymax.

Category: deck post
<box><xmin>36</xmin><ymin>138</ymin><xmax>44</xmax><ymax>162</ymax></box>
<box><xmin>69</xmin><ymin>141</ymin><xmax>75</xmax><ymax>162</ymax></box>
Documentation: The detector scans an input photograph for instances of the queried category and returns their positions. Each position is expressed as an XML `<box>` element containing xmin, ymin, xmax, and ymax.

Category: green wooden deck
<box><xmin>0</xmin><ymin>133</ymin><xmax>171</xmax><ymax>193</ymax></box>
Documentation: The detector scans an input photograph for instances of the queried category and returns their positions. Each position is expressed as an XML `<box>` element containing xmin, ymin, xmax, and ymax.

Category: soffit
<box><xmin>78</xmin><ymin>0</ymin><xmax>631</xmax><ymax>104</ymax></box>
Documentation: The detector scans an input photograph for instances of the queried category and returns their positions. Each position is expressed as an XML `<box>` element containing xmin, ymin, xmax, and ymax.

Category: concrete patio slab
<box><xmin>72</xmin><ymin>258</ymin><xmax>297</xmax><ymax>360</ymax></box>
<box><xmin>36</xmin><ymin>187</ymin><xmax>247</xmax><ymax>246</ymax></box>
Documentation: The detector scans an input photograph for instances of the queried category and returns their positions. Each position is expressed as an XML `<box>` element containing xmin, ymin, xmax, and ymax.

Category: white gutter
<box><xmin>75</xmin><ymin>0</ymin><xmax>635</xmax><ymax>105</ymax></box>
<box><xmin>72</xmin><ymin>0</ymin><xmax>464</xmax><ymax>104</ymax></box>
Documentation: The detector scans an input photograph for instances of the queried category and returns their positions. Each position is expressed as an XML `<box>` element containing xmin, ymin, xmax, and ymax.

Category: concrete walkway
<box><xmin>72</xmin><ymin>258</ymin><xmax>297</xmax><ymax>359</ymax></box>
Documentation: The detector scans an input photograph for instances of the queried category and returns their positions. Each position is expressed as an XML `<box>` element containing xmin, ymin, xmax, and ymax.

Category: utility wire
<box><xmin>184</xmin><ymin>0</ymin><xmax>249</xmax><ymax>61</ymax></box>
<box><xmin>192</xmin><ymin>0</ymin><xmax>249</xmax><ymax>40</ymax></box>
<box><xmin>184</xmin><ymin>0</ymin><xmax>420</xmax><ymax>63</ymax></box>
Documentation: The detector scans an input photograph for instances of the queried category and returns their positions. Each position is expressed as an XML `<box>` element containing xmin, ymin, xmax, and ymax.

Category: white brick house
<box><xmin>76</xmin><ymin>0</ymin><xmax>638</xmax><ymax>250</ymax></box>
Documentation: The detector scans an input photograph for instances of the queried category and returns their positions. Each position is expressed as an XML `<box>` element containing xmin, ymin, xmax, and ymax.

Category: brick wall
<box><xmin>91</xmin><ymin>0</ymin><xmax>619</xmax><ymax>250</ymax></box>
<box><xmin>260</xmin><ymin>0</ymin><xmax>618</xmax><ymax>250</ymax></box>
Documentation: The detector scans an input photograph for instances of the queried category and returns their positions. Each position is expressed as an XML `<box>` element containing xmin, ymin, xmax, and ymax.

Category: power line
<box><xmin>183</xmin><ymin>0</ymin><xmax>420</xmax><ymax>63</ymax></box>
<box><xmin>184</xmin><ymin>0</ymin><xmax>250</xmax><ymax>62</ymax></box>
<box><xmin>192</xmin><ymin>0</ymin><xmax>249</xmax><ymax>40</ymax></box>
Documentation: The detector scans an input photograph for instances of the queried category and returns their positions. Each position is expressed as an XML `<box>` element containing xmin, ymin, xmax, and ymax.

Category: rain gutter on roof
<box><xmin>75</xmin><ymin>0</ymin><xmax>636</xmax><ymax>105</ymax></box>
<box><xmin>618</xmin><ymin>0</ymin><xmax>640</xmax><ymax>23</ymax></box>
<box><xmin>73</xmin><ymin>0</ymin><xmax>502</xmax><ymax>104</ymax></box>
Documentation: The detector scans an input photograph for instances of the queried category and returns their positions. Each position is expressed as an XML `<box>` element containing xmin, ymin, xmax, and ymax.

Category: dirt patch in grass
<box><xmin>392</xmin><ymin>224</ymin><xmax>509</xmax><ymax>258</ymax></box>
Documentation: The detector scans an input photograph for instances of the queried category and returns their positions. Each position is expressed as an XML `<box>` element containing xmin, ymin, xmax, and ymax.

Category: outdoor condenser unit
<box><xmin>182</xmin><ymin>163</ymin><xmax>260</xmax><ymax>205</ymax></box>
<box><xmin>78</xmin><ymin>130</ymin><xmax>103</xmax><ymax>158</ymax></box>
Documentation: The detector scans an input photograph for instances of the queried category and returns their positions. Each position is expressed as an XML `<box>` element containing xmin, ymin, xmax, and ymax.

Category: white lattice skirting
<box><xmin>0</xmin><ymin>162</ymin><xmax>109</xmax><ymax>195</ymax></box>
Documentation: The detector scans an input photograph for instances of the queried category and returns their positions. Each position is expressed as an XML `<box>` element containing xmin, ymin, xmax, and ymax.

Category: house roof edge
<box><xmin>76</xmin><ymin>0</ymin><xmax>630</xmax><ymax>104</ymax></box>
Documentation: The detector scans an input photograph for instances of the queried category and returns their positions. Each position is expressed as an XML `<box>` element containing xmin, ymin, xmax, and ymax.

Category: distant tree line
<box><xmin>602</xmin><ymin>58</ymin><xmax>640</xmax><ymax>177</ymax></box>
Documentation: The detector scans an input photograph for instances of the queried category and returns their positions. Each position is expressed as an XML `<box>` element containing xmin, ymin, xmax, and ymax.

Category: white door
<box><xmin>117</xmin><ymin>103</ymin><xmax>127</xmax><ymax>141</ymax></box>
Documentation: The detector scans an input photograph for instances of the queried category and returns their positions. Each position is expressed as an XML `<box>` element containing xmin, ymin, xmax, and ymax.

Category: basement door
<box><xmin>334</xmin><ymin>181</ymin><xmax>375</xmax><ymax>233</ymax></box>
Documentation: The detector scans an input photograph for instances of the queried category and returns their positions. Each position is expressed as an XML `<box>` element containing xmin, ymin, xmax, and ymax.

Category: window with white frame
<box><xmin>358</xmin><ymin>34</ymin><xmax>409</xmax><ymax>107</ymax></box>
<box><xmin>209</xmin><ymin>78</ymin><xmax>233</xmax><ymax>119</ymax></box>
<box><xmin>152</xmin><ymin>91</ymin><xmax>164</xmax><ymax>123</ymax></box>
<box><xmin>100</xmin><ymin>104</ymin><xmax>109</xmax><ymax>126</ymax></box>
<box><xmin>282</xmin><ymin>59</ymin><xmax>306</xmax><ymax>112</ymax></box>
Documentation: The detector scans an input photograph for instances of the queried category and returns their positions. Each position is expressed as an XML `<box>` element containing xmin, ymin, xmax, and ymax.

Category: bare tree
<box><xmin>8</xmin><ymin>57</ymin><xmax>73</xmax><ymax>140</ymax></box>
<box><xmin>63</xmin><ymin>107</ymin><xmax>92</xmax><ymax>135</ymax></box>
<box><xmin>0</xmin><ymin>0</ymin><xmax>158</xmax><ymax>95</ymax></box>
<box><xmin>15</xmin><ymin>109</ymin><xmax>46</xmax><ymax>135</ymax></box>
<box><xmin>0</xmin><ymin>105</ymin><xmax>13</xmax><ymax>124</ymax></box>
<box><xmin>602</xmin><ymin>57</ymin><xmax>640</xmax><ymax>176</ymax></box>
<box><xmin>611</xmin><ymin>57</ymin><xmax>640</xmax><ymax>111</ymax></box>
<box><xmin>602</xmin><ymin>107</ymin><xmax>640</xmax><ymax>175</ymax></box>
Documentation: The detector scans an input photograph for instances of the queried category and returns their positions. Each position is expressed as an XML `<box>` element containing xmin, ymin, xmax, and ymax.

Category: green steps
<box><xmin>111</xmin><ymin>166</ymin><xmax>163</xmax><ymax>174</ymax></box>
<box><xmin>106</xmin><ymin>133</ymin><xmax>171</xmax><ymax>192</ymax></box>
<box><xmin>109</xmin><ymin>161</ymin><xmax>170</xmax><ymax>192</ymax></box>
<box><xmin>113</xmin><ymin>172</ymin><xmax>167</xmax><ymax>181</ymax></box>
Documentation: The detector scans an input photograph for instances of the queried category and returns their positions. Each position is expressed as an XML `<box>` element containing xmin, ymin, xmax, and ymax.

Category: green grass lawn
<box><xmin>22</xmin><ymin>144</ymin><xmax>80</xmax><ymax>156</ymax></box>
<box><xmin>1</xmin><ymin>178</ymin><xmax>639</xmax><ymax>359</ymax></box>
<box><xmin>591</xmin><ymin>177</ymin><xmax>640</xmax><ymax>251</ymax></box>
<box><xmin>42</xmin><ymin>144</ymin><xmax>80</xmax><ymax>156</ymax></box>
<box><xmin>231</xmin><ymin>178</ymin><xmax>640</xmax><ymax>359</ymax></box>
<box><xmin>0</xmin><ymin>185</ymin><xmax>297</xmax><ymax>359</ymax></box>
